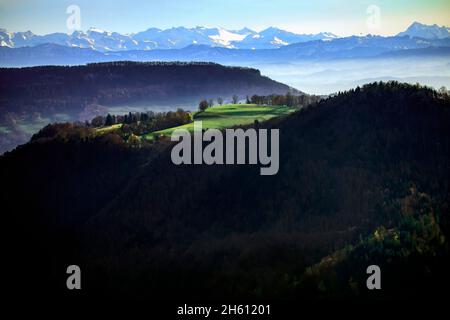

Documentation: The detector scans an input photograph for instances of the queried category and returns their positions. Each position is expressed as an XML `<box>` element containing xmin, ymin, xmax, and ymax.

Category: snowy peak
<box><xmin>397</xmin><ymin>22</ymin><xmax>450</xmax><ymax>39</ymax></box>
<box><xmin>209</xmin><ymin>28</ymin><xmax>247</xmax><ymax>47</ymax></box>
<box><xmin>87</xmin><ymin>27</ymin><xmax>109</xmax><ymax>34</ymax></box>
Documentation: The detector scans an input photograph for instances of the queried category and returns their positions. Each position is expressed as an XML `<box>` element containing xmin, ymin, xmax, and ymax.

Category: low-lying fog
<box><xmin>252</xmin><ymin>56</ymin><xmax>450</xmax><ymax>95</ymax></box>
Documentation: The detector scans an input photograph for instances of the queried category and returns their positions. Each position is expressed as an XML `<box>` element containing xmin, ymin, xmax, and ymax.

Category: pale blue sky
<box><xmin>0</xmin><ymin>0</ymin><xmax>449</xmax><ymax>36</ymax></box>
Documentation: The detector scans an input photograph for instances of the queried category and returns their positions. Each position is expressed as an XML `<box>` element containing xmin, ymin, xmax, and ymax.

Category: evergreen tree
<box><xmin>105</xmin><ymin>114</ymin><xmax>114</xmax><ymax>126</ymax></box>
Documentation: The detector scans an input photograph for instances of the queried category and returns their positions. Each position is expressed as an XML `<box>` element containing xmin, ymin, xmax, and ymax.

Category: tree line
<box><xmin>90</xmin><ymin>109</ymin><xmax>192</xmax><ymax>135</ymax></box>
<box><xmin>198</xmin><ymin>92</ymin><xmax>322</xmax><ymax>111</ymax></box>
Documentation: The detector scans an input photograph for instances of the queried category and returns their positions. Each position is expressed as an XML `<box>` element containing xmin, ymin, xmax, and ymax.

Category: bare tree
<box><xmin>232</xmin><ymin>95</ymin><xmax>239</xmax><ymax>104</ymax></box>
<box><xmin>217</xmin><ymin>97</ymin><xmax>224</xmax><ymax>105</ymax></box>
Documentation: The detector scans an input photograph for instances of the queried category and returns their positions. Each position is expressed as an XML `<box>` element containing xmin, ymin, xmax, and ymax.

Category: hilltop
<box><xmin>2</xmin><ymin>82</ymin><xmax>450</xmax><ymax>300</ymax></box>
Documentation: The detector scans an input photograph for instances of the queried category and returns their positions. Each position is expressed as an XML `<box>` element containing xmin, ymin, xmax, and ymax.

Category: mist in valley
<box><xmin>253</xmin><ymin>56</ymin><xmax>450</xmax><ymax>95</ymax></box>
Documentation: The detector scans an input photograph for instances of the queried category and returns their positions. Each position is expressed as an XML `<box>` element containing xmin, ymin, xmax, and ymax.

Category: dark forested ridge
<box><xmin>2</xmin><ymin>82</ymin><xmax>450</xmax><ymax>301</ymax></box>
<box><xmin>0</xmin><ymin>61</ymin><xmax>294</xmax><ymax>115</ymax></box>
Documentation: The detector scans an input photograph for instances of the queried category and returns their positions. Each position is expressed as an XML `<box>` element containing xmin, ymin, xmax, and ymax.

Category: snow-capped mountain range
<box><xmin>0</xmin><ymin>22</ymin><xmax>448</xmax><ymax>54</ymax></box>
<box><xmin>0</xmin><ymin>26</ymin><xmax>339</xmax><ymax>51</ymax></box>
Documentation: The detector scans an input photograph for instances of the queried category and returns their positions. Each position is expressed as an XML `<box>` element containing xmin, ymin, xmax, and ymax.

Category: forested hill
<box><xmin>2</xmin><ymin>82</ymin><xmax>450</xmax><ymax>300</ymax></box>
<box><xmin>0</xmin><ymin>61</ymin><xmax>295</xmax><ymax>116</ymax></box>
<box><xmin>0</xmin><ymin>61</ymin><xmax>296</xmax><ymax>154</ymax></box>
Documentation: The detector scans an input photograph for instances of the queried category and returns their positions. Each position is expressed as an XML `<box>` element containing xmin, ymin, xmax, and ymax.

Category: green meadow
<box><xmin>95</xmin><ymin>123</ymin><xmax>123</xmax><ymax>134</ymax></box>
<box><xmin>144</xmin><ymin>104</ymin><xmax>296</xmax><ymax>140</ymax></box>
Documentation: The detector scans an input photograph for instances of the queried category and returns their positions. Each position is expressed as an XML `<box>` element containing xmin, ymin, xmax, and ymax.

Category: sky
<box><xmin>0</xmin><ymin>0</ymin><xmax>449</xmax><ymax>36</ymax></box>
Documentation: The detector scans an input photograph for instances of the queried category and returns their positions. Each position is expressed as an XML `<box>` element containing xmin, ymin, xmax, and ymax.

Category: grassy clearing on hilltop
<box><xmin>144</xmin><ymin>104</ymin><xmax>296</xmax><ymax>140</ymax></box>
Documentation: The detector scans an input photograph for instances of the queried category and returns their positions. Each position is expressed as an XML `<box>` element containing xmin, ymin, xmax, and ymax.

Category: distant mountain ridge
<box><xmin>0</xmin><ymin>26</ymin><xmax>338</xmax><ymax>51</ymax></box>
<box><xmin>1</xmin><ymin>22</ymin><xmax>447</xmax><ymax>53</ymax></box>
<box><xmin>1</xmin><ymin>34</ymin><xmax>449</xmax><ymax>67</ymax></box>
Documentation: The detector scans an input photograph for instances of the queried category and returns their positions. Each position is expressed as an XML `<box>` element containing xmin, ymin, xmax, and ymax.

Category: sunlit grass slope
<box><xmin>144</xmin><ymin>104</ymin><xmax>296</xmax><ymax>140</ymax></box>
